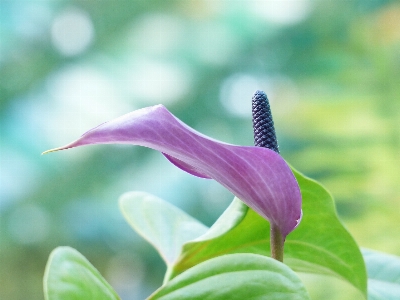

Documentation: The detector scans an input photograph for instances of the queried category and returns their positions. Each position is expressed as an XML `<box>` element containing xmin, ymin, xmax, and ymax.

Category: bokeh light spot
<box><xmin>250</xmin><ymin>0</ymin><xmax>313</xmax><ymax>26</ymax></box>
<box><xmin>124</xmin><ymin>59</ymin><xmax>192</xmax><ymax>105</ymax></box>
<box><xmin>51</xmin><ymin>7</ymin><xmax>94</xmax><ymax>56</ymax></box>
<box><xmin>220</xmin><ymin>73</ymin><xmax>271</xmax><ymax>118</ymax></box>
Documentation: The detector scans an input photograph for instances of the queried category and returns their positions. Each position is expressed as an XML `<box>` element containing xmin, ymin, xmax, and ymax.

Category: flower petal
<box><xmin>163</xmin><ymin>153</ymin><xmax>211</xmax><ymax>179</ymax></box>
<box><xmin>44</xmin><ymin>105</ymin><xmax>302</xmax><ymax>238</ymax></box>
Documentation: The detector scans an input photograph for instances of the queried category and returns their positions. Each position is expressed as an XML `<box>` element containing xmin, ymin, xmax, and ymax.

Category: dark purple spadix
<box><xmin>252</xmin><ymin>90</ymin><xmax>279</xmax><ymax>153</ymax></box>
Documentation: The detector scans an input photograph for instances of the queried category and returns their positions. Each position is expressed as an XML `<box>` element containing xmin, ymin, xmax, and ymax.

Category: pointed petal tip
<box><xmin>41</xmin><ymin>145</ymin><xmax>74</xmax><ymax>155</ymax></box>
<box><xmin>41</xmin><ymin>148</ymin><xmax>60</xmax><ymax>155</ymax></box>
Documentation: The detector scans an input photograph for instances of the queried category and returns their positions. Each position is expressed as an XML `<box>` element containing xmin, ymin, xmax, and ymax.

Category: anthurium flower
<box><xmin>44</xmin><ymin>105</ymin><xmax>302</xmax><ymax>238</ymax></box>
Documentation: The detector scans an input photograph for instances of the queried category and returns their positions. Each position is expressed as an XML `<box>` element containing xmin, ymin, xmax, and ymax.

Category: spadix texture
<box><xmin>45</xmin><ymin>105</ymin><xmax>302</xmax><ymax>238</ymax></box>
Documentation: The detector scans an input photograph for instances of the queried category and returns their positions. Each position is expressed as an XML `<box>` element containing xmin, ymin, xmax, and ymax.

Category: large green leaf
<box><xmin>169</xmin><ymin>168</ymin><xmax>367</xmax><ymax>297</ymax></box>
<box><xmin>362</xmin><ymin>249</ymin><xmax>400</xmax><ymax>300</ymax></box>
<box><xmin>148</xmin><ymin>253</ymin><xmax>310</xmax><ymax>300</ymax></box>
<box><xmin>119</xmin><ymin>191</ymin><xmax>208</xmax><ymax>267</ymax></box>
<box><xmin>43</xmin><ymin>246</ymin><xmax>119</xmax><ymax>300</ymax></box>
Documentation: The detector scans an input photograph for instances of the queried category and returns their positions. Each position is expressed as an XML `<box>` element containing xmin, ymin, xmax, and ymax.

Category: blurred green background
<box><xmin>1</xmin><ymin>0</ymin><xmax>399</xmax><ymax>299</ymax></box>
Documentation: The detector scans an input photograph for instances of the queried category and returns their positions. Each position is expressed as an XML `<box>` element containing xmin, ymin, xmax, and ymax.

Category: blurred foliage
<box><xmin>1</xmin><ymin>0</ymin><xmax>399</xmax><ymax>299</ymax></box>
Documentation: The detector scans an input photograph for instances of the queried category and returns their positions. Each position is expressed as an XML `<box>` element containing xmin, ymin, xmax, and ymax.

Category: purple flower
<box><xmin>44</xmin><ymin>105</ymin><xmax>302</xmax><ymax>238</ymax></box>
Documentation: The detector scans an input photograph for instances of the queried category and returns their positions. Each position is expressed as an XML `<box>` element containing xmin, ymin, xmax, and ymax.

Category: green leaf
<box><xmin>43</xmin><ymin>246</ymin><xmax>119</xmax><ymax>300</ymax></box>
<box><xmin>362</xmin><ymin>249</ymin><xmax>400</xmax><ymax>300</ymax></box>
<box><xmin>169</xmin><ymin>168</ymin><xmax>367</xmax><ymax>297</ymax></box>
<box><xmin>149</xmin><ymin>253</ymin><xmax>310</xmax><ymax>300</ymax></box>
<box><xmin>119</xmin><ymin>191</ymin><xmax>208</xmax><ymax>266</ymax></box>
<box><xmin>286</xmin><ymin>168</ymin><xmax>367</xmax><ymax>296</ymax></box>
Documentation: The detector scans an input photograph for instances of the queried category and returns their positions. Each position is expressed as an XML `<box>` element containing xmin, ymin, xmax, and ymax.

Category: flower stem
<box><xmin>270</xmin><ymin>223</ymin><xmax>284</xmax><ymax>262</ymax></box>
